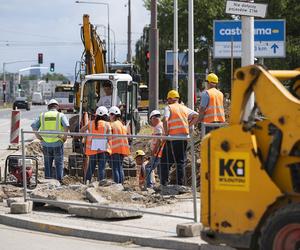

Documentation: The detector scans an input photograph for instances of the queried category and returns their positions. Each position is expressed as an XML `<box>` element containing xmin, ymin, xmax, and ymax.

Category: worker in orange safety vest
<box><xmin>161</xmin><ymin>90</ymin><xmax>198</xmax><ymax>186</ymax></box>
<box><xmin>197</xmin><ymin>73</ymin><xmax>225</xmax><ymax>134</ymax></box>
<box><xmin>80</xmin><ymin>106</ymin><xmax>111</xmax><ymax>183</ymax></box>
<box><xmin>109</xmin><ymin>106</ymin><xmax>130</xmax><ymax>183</ymax></box>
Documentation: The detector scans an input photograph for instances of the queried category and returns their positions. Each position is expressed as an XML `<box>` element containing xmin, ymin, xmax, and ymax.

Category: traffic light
<box><xmin>50</xmin><ymin>63</ymin><xmax>55</xmax><ymax>72</ymax></box>
<box><xmin>145</xmin><ymin>50</ymin><xmax>150</xmax><ymax>71</ymax></box>
<box><xmin>38</xmin><ymin>53</ymin><xmax>43</xmax><ymax>64</ymax></box>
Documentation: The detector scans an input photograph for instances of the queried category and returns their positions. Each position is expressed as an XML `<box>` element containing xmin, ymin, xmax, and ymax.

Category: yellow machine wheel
<box><xmin>259</xmin><ymin>203</ymin><xmax>300</xmax><ymax>250</ymax></box>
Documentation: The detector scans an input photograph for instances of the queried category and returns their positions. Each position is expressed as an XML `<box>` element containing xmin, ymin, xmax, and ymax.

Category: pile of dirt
<box><xmin>0</xmin><ymin>185</ymin><xmax>23</xmax><ymax>201</ymax></box>
<box><xmin>25</xmin><ymin>140</ymin><xmax>43</xmax><ymax>156</ymax></box>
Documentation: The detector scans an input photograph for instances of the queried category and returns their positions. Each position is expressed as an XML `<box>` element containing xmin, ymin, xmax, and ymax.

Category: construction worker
<box><xmin>148</xmin><ymin>110</ymin><xmax>164</xmax><ymax>187</ymax></box>
<box><xmin>96</xmin><ymin>81</ymin><xmax>121</xmax><ymax>109</ymax></box>
<box><xmin>135</xmin><ymin>150</ymin><xmax>147</xmax><ymax>188</ymax></box>
<box><xmin>109</xmin><ymin>106</ymin><xmax>130</xmax><ymax>183</ymax></box>
<box><xmin>161</xmin><ymin>90</ymin><xmax>198</xmax><ymax>186</ymax></box>
<box><xmin>31</xmin><ymin>99</ymin><xmax>70</xmax><ymax>181</ymax></box>
<box><xmin>197</xmin><ymin>73</ymin><xmax>225</xmax><ymax>134</ymax></box>
<box><xmin>80</xmin><ymin>106</ymin><xmax>111</xmax><ymax>183</ymax></box>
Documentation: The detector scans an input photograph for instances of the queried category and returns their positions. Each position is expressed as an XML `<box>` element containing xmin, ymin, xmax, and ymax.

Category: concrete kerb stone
<box><xmin>0</xmin><ymin>213</ymin><xmax>201</xmax><ymax>250</ymax></box>
<box><xmin>177</xmin><ymin>222</ymin><xmax>203</xmax><ymax>237</ymax></box>
<box><xmin>10</xmin><ymin>201</ymin><xmax>33</xmax><ymax>214</ymax></box>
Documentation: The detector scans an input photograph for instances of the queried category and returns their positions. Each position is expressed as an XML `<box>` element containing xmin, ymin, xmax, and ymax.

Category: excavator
<box><xmin>200</xmin><ymin>65</ymin><xmax>300</xmax><ymax>249</ymax></box>
<box><xmin>73</xmin><ymin>14</ymin><xmax>140</xmax><ymax>133</ymax></box>
<box><xmin>69</xmin><ymin>15</ymin><xmax>140</xmax><ymax>178</ymax></box>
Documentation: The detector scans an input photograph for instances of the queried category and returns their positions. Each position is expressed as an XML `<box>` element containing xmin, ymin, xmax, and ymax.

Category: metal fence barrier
<box><xmin>21</xmin><ymin>129</ymin><xmax>199</xmax><ymax>222</ymax></box>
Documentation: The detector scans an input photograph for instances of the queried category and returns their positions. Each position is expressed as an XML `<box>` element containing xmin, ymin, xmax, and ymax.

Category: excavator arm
<box><xmin>231</xmin><ymin>65</ymin><xmax>300</xmax><ymax>155</ymax></box>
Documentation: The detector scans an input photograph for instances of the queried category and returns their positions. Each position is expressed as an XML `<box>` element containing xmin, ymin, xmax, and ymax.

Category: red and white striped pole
<box><xmin>10</xmin><ymin>110</ymin><xmax>20</xmax><ymax>145</ymax></box>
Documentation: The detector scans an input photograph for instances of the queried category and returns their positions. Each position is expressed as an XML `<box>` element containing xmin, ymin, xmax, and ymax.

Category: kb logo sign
<box><xmin>215</xmin><ymin>152</ymin><xmax>249</xmax><ymax>191</ymax></box>
<box><xmin>220</xmin><ymin>159</ymin><xmax>245</xmax><ymax>177</ymax></box>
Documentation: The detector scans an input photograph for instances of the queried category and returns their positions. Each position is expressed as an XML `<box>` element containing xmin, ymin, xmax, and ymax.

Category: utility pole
<box><xmin>188</xmin><ymin>0</ymin><xmax>194</xmax><ymax>110</ymax></box>
<box><xmin>127</xmin><ymin>0</ymin><xmax>132</xmax><ymax>63</ymax></box>
<box><xmin>242</xmin><ymin>0</ymin><xmax>255</xmax><ymax>120</ymax></box>
<box><xmin>173</xmin><ymin>0</ymin><xmax>178</xmax><ymax>91</ymax></box>
<box><xmin>149</xmin><ymin>0</ymin><xmax>159</xmax><ymax>112</ymax></box>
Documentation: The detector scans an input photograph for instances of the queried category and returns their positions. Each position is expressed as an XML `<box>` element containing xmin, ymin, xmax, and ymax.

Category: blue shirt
<box><xmin>31</xmin><ymin>109</ymin><xmax>69</xmax><ymax>147</ymax></box>
<box><xmin>200</xmin><ymin>91</ymin><xmax>210</xmax><ymax>109</ymax></box>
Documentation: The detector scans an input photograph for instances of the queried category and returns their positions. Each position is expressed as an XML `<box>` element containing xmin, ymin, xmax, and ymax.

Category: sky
<box><xmin>0</xmin><ymin>0</ymin><xmax>150</xmax><ymax>79</ymax></box>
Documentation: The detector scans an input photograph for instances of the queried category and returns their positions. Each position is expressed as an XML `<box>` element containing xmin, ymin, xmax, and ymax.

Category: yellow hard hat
<box><xmin>135</xmin><ymin>150</ymin><xmax>145</xmax><ymax>158</ymax></box>
<box><xmin>207</xmin><ymin>73</ymin><xmax>219</xmax><ymax>84</ymax></box>
<box><xmin>167</xmin><ymin>90</ymin><xmax>180</xmax><ymax>99</ymax></box>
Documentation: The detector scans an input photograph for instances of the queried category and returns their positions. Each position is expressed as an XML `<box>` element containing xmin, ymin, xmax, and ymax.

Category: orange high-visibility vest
<box><xmin>168</xmin><ymin>103</ymin><xmax>189</xmax><ymax>135</ymax></box>
<box><xmin>85</xmin><ymin>120</ymin><xmax>112</xmax><ymax>156</ymax></box>
<box><xmin>203</xmin><ymin>88</ymin><xmax>225</xmax><ymax>123</ymax></box>
<box><xmin>110</xmin><ymin>120</ymin><xmax>130</xmax><ymax>156</ymax></box>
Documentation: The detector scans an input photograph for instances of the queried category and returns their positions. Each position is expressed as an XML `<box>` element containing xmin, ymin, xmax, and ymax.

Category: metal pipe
<box><xmin>188</xmin><ymin>0</ymin><xmax>194</xmax><ymax>110</ymax></box>
<box><xmin>190</xmin><ymin>131</ymin><xmax>198</xmax><ymax>222</ymax></box>
<box><xmin>22</xmin><ymin>129</ymin><xmax>191</xmax><ymax>141</ymax></box>
<box><xmin>21</xmin><ymin>129</ymin><xmax>28</xmax><ymax>201</ymax></box>
<box><xmin>173</xmin><ymin>0</ymin><xmax>178</xmax><ymax>91</ymax></box>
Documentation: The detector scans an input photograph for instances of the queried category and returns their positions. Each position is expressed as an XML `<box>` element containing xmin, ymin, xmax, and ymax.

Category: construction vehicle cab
<box><xmin>79</xmin><ymin>73</ymin><xmax>140</xmax><ymax>135</ymax></box>
<box><xmin>200</xmin><ymin>65</ymin><xmax>300</xmax><ymax>249</ymax></box>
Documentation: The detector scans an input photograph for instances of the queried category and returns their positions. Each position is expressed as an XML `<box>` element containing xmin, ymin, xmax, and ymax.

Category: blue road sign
<box><xmin>213</xmin><ymin>19</ymin><xmax>285</xmax><ymax>58</ymax></box>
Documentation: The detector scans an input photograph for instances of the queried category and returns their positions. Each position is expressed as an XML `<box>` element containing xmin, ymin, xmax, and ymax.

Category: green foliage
<box><xmin>41</xmin><ymin>73</ymin><xmax>68</xmax><ymax>81</ymax></box>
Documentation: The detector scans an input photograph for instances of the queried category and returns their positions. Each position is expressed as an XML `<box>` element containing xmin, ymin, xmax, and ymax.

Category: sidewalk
<box><xmin>0</xmin><ymin>199</ymin><xmax>234</xmax><ymax>250</ymax></box>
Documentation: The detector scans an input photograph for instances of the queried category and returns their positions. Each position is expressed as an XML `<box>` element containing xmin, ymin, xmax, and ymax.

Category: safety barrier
<box><xmin>20</xmin><ymin>129</ymin><xmax>199</xmax><ymax>222</ymax></box>
<box><xmin>9</xmin><ymin>110</ymin><xmax>20</xmax><ymax>148</ymax></box>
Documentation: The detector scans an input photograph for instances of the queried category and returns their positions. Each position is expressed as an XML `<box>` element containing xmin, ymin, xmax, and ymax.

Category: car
<box><xmin>13</xmin><ymin>97</ymin><xmax>31</xmax><ymax>111</ymax></box>
<box><xmin>32</xmin><ymin>92</ymin><xmax>45</xmax><ymax>105</ymax></box>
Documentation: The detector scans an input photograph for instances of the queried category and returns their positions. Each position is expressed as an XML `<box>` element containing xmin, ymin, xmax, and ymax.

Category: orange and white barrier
<box><xmin>10</xmin><ymin>110</ymin><xmax>20</xmax><ymax>145</ymax></box>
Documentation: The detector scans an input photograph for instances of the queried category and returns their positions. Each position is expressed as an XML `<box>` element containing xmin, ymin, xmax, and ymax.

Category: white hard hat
<box><xmin>48</xmin><ymin>99</ymin><xmax>59</xmax><ymax>106</ymax></box>
<box><xmin>109</xmin><ymin>106</ymin><xmax>121</xmax><ymax>115</ymax></box>
<box><xmin>149</xmin><ymin>110</ymin><xmax>161</xmax><ymax>119</ymax></box>
<box><xmin>96</xmin><ymin>106</ymin><xmax>108</xmax><ymax>116</ymax></box>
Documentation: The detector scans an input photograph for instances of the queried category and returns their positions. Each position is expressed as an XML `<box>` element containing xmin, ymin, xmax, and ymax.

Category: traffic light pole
<box><xmin>149</xmin><ymin>0</ymin><xmax>159</xmax><ymax>113</ymax></box>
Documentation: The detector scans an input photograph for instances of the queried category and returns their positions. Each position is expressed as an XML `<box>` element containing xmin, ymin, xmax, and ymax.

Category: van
<box><xmin>32</xmin><ymin>92</ymin><xmax>44</xmax><ymax>105</ymax></box>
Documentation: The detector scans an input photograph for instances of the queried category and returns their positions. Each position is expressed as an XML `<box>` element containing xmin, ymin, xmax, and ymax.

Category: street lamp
<box><xmin>96</xmin><ymin>24</ymin><xmax>116</xmax><ymax>63</ymax></box>
<box><xmin>75</xmin><ymin>1</ymin><xmax>110</xmax><ymax>67</ymax></box>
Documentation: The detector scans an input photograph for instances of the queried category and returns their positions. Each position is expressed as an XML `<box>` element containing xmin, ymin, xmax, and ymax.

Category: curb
<box><xmin>0</xmin><ymin>214</ymin><xmax>202</xmax><ymax>250</ymax></box>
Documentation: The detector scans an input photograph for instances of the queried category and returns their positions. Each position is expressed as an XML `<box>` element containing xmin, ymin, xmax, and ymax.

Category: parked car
<box><xmin>13</xmin><ymin>97</ymin><xmax>31</xmax><ymax>111</ymax></box>
<box><xmin>32</xmin><ymin>92</ymin><xmax>45</xmax><ymax>105</ymax></box>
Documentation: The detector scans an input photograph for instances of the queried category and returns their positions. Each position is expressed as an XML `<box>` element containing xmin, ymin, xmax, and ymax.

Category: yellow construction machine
<box><xmin>200</xmin><ymin>65</ymin><xmax>300</xmax><ymax>249</ymax></box>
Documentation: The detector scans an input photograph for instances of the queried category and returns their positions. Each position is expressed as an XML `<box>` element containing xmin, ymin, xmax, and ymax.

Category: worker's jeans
<box><xmin>43</xmin><ymin>144</ymin><xmax>64</xmax><ymax>181</ymax></box>
<box><xmin>160</xmin><ymin>140</ymin><xmax>187</xmax><ymax>186</ymax></box>
<box><xmin>86</xmin><ymin>152</ymin><xmax>109</xmax><ymax>182</ymax></box>
<box><xmin>111</xmin><ymin>154</ymin><xmax>124</xmax><ymax>184</ymax></box>
<box><xmin>146</xmin><ymin>156</ymin><xmax>160</xmax><ymax>187</ymax></box>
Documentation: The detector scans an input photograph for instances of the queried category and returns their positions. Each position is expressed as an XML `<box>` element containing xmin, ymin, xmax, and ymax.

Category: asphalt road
<box><xmin>0</xmin><ymin>224</ymin><xmax>158</xmax><ymax>250</ymax></box>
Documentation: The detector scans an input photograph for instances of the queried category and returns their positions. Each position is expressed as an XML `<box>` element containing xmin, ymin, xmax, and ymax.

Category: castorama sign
<box><xmin>213</xmin><ymin>19</ymin><xmax>285</xmax><ymax>58</ymax></box>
